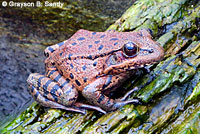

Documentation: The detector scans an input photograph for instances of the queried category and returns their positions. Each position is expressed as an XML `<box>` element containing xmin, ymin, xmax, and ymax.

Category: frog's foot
<box><xmin>120</xmin><ymin>87</ymin><xmax>139</xmax><ymax>101</ymax></box>
<box><xmin>112</xmin><ymin>99</ymin><xmax>140</xmax><ymax>111</ymax></box>
<box><xmin>28</xmin><ymin>84</ymin><xmax>86</xmax><ymax>114</ymax></box>
<box><xmin>75</xmin><ymin>102</ymin><xmax>106</xmax><ymax>114</ymax></box>
<box><xmin>113</xmin><ymin>87</ymin><xmax>141</xmax><ymax>110</ymax></box>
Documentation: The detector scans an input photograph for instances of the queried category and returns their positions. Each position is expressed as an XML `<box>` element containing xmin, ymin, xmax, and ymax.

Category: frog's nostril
<box><xmin>44</xmin><ymin>51</ymin><xmax>49</xmax><ymax>57</ymax></box>
<box><xmin>149</xmin><ymin>49</ymin><xmax>154</xmax><ymax>53</ymax></box>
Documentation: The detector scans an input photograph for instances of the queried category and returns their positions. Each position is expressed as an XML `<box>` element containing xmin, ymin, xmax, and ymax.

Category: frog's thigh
<box><xmin>27</xmin><ymin>73</ymin><xmax>78</xmax><ymax>106</ymax></box>
<box><xmin>46</xmin><ymin>70</ymin><xmax>78</xmax><ymax>105</ymax></box>
<box><xmin>28</xmin><ymin>84</ymin><xmax>85</xmax><ymax>114</ymax></box>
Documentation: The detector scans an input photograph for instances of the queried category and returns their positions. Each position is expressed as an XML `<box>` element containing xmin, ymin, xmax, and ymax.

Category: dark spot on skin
<box><xmin>68</xmin><ymin>53</ymin><xmax>73</xmax><ymax>60</ymax></box>
<box><xmin>72</xmin><ymin>42</ymin><xmax>77</xmax><ymax>46</ymax></box>
<box><xmin>43</xmin><ymin>80</ymin><xmax>52</xmax><ymax>90</ymax></box>
<box><xmin>31</xmin><ymin>85</ymin><xmax>34</xmax><ymax>92</ymax></box>
<box><xmin>59</xmin><ymin>52</ymin><xmax>63</xmax><ymax>56</ymax></box>
<box><xmin>88</xmin><ymin>45</ymin><xmax>92</xmax><ymax>48</ymax></box>
<box><xmin>137</xmin><ymin>33</ymin><xmax>143</xmax><ymax>37</ymax></box>
<box><xmin>92</xmin><ymin>32</ymin><xmax>96</xmax><ymax>35</ymax></box>
<box><xmin>58</xmin><ymin>41</ymin><xmax>64</xmax><ymax>46</ymax></box>
<box><xmin>44</xmin><ymin>51</ymin><xmax>49</xmax><ymax>57</ymax></box>
<box><xmin>83</xmin><ymin>77</ymin><xmax>87</xmax><ymax>83</ymax></box>
<box><xmin>34</xmin><ymin>90</ymin><xmax>39</xmax><ymax>98</ymax></box>
<box><xmin>48</xmin><ymin>47</ymin><xmax>54</xmax><ymax>52</ymax></box>
<box><xmin>66</xmin><ymin>78</ymin><xmax>70</xmax><ymax>83</ymax></box>
<box><xmin>47</xmin><ymin>70</ymin><xmax>56</xmax><ymax>77</ymax></box>
<box><xmin>106</xmin><ymin>99</ymin><xmax>111</xmax><ymax>105</ymax></box>
<box><xmin>45</xmin><ymin>98</ymin><xmax>49</xmax><ymax>102</ymax></box>
<box><xmin>93</xmin><ymin>61</ymin><xmax>97</xmax><ymax>66</ymax></box>
<box><xmin>75</xmin><ymin>80</ymin><xmax>81</xmax><ymax>86</ymax></box>
<box><xmin>59</xmin><ymin>70</ymin><xmax>63</xmax><ymax>76</ymax></box>
<box><xmin>114</xmin><ymin>42</ymin><xmax>118</xmax><ymax>45</ymax></box>
<box><xmin>87</xmin><ymin>55</ymin><xmax>93</xmax><ymax>59</ymax></box>
<box><xmin>100</xmin><ymin>54</ymin><xmax>104</xmax><ymax>57</ymax></box>
<box><xmin>70</xmin><ymin>73</ymin><xmax>74</xmax><ymax>79</ymax></box>
<box><xmin>60</xmin><ymin>80</ymin><xmax>69</xmax><ymax>88</ymax></box>
<box><xmin>82</xmin><ymin>65</ymin><xmax>86</xmax><ymax>70</ymax></box>
<box><xmin>97</xmin><ymin>94</ymin><xmax>105</xmax><ymax>103</ymax></box>
<box><xmin>51</xmin><ymin>85</ymin><xmax>60</xmax><ymax>94</ymax></box>
<box><xmin>95</xmin><ymin>55</ymin><xmax>99</xmax><ymax>59</ymax></box>
<box><xmin>52</xmin><ymin>62</ymin><xmax>55</xmax><ymax>66</ymax></box>
<box><xmin>51</xmin><ymin>85</ymin><xmax>60</xmax><ymax>102</ymax></box>
<box><xmin>98</xmin><ymin>45</ymin><xmax>104</xmax><ymax>51</ymax></box>
<box><xmin>77</xmin><ymin>37</ymin><xmax>85</xmax><ymax>41</ymax></box>
<box><xmin>70</xmin><ymin>63</ymin><xmax>74</xmax><ymax>69</ymax></box>
<box><xmin>95</xmin><ymin>40</ymin><xmax>100</xmax><ymax>44</ymax></box>
<box><xmin>100</xmin><ymin>35</ymin><xmax>105</xmax><ymax>38</ymax></box>
<box><xmin>110</xmin><ymin>38</ymin><xmax>118</xmax><ymax>41</ymax></box>
<box><xmin>54</xmin><ymin>74</ymin><xmax>62</xmax><ymax>82</ymax></box>
<box><xmin>37</xmin><ymin>76</ymin><xmax>46</xmax><ymax>88</ymax></box>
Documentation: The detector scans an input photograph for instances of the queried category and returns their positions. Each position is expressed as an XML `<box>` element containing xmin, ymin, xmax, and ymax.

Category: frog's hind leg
<box><xmin>44</xmin><ymin>40</ymin><xmax>66</xmax><ymax>57</ymax></box>
<box><xmin>28</xmin><ymin>85</ymin><xmax>86</xmax><ymax>114</ymax></box>
<box><xmin>46</xmin><ymin>70</ymin><xmax>107</xmax><ymax>114</ymax></box>
<box><xmin>27</xmin><ymin>73</ymin><xmax>86</xmax><ymax>114</ymax></box>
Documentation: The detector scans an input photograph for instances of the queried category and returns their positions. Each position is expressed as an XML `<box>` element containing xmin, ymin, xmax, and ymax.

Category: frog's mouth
<box><xmin>127</xmin><ymin>44</ymin><xmax>164</xmax><ymax>69</ymax></box>
<box><xmin>139</xmin><ymin>48</ymin><xmax>154</xmax><ymax>55</ymax></box>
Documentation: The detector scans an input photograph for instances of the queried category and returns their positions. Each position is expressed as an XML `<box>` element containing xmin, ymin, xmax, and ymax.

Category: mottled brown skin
<box><xmin>27</xmin><ymin>29</ymin><xmax>164</xmax><ymax>114</ymax></box>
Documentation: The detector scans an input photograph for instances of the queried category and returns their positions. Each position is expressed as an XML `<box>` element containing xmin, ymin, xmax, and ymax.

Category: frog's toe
<box><xmin>75</xmin><ymin>102</ymin><xmax>107</xmax><ymax>114</ymax></box>
<box><xmin>120</xmin><ymin>87</ymin><xmax>139</xmax><ymax>101</ymax></box>
<box><xmin>112</xmin><ymin>99</ymin><xmax>141</xmax><ymax>111</ymax></box>
<box><xmin>123</xmin><ymin>99</ymin><xmax>141</xmax><ymax>105</ymax></box>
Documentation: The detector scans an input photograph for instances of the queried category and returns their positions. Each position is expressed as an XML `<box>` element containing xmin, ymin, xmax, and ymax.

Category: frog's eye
<box><xmin>122</xmin><ymin>42</ymin><xmax>138</xmax><ymax>57</ymax></box>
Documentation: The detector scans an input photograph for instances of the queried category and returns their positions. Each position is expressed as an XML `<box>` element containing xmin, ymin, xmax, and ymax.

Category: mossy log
<box><xmin>1</xmin><ymin>0</ymin><xmax>200</xmax><ymax>133</ymax></box>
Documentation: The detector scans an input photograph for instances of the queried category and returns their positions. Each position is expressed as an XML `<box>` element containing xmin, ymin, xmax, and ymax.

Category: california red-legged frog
<box><xmin>27</xmin><ymin>29</ymin><xmax>164</xmax><ymax>114</ymax></box>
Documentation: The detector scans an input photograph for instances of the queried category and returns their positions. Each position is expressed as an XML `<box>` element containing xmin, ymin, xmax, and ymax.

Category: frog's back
<box><xmin>57</xmin><ymin>29</ymin><xmax>124</xmax><ymax>56</ymax></box>
<box><xmin>51</xmin><ymin>29</ymin><xmax>125</xmax><ymax>90</ymax></box>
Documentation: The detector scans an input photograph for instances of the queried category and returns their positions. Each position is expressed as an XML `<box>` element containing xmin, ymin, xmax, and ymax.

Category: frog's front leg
<box><xmin>27</xmin><ymin>73</ymin><xmax>86</xmax><ymax>114</ymax></box>
<box><xmin>82</xmin><ymin>76</ymin><xmax>139</xmax><ymax>111</ymax></box>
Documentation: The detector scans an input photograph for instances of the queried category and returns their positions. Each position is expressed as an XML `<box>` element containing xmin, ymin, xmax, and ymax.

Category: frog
<box><xmin>27</xmin><ymin>29</ymin><xmax>164</xmax><ymax>114</ymax></box>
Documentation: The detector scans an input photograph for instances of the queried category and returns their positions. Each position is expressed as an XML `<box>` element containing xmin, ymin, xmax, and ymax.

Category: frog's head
<box><xmin>103</xmin><ymin>29</ymin><xmax>164</xmax><ymax>75</ymax></box>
